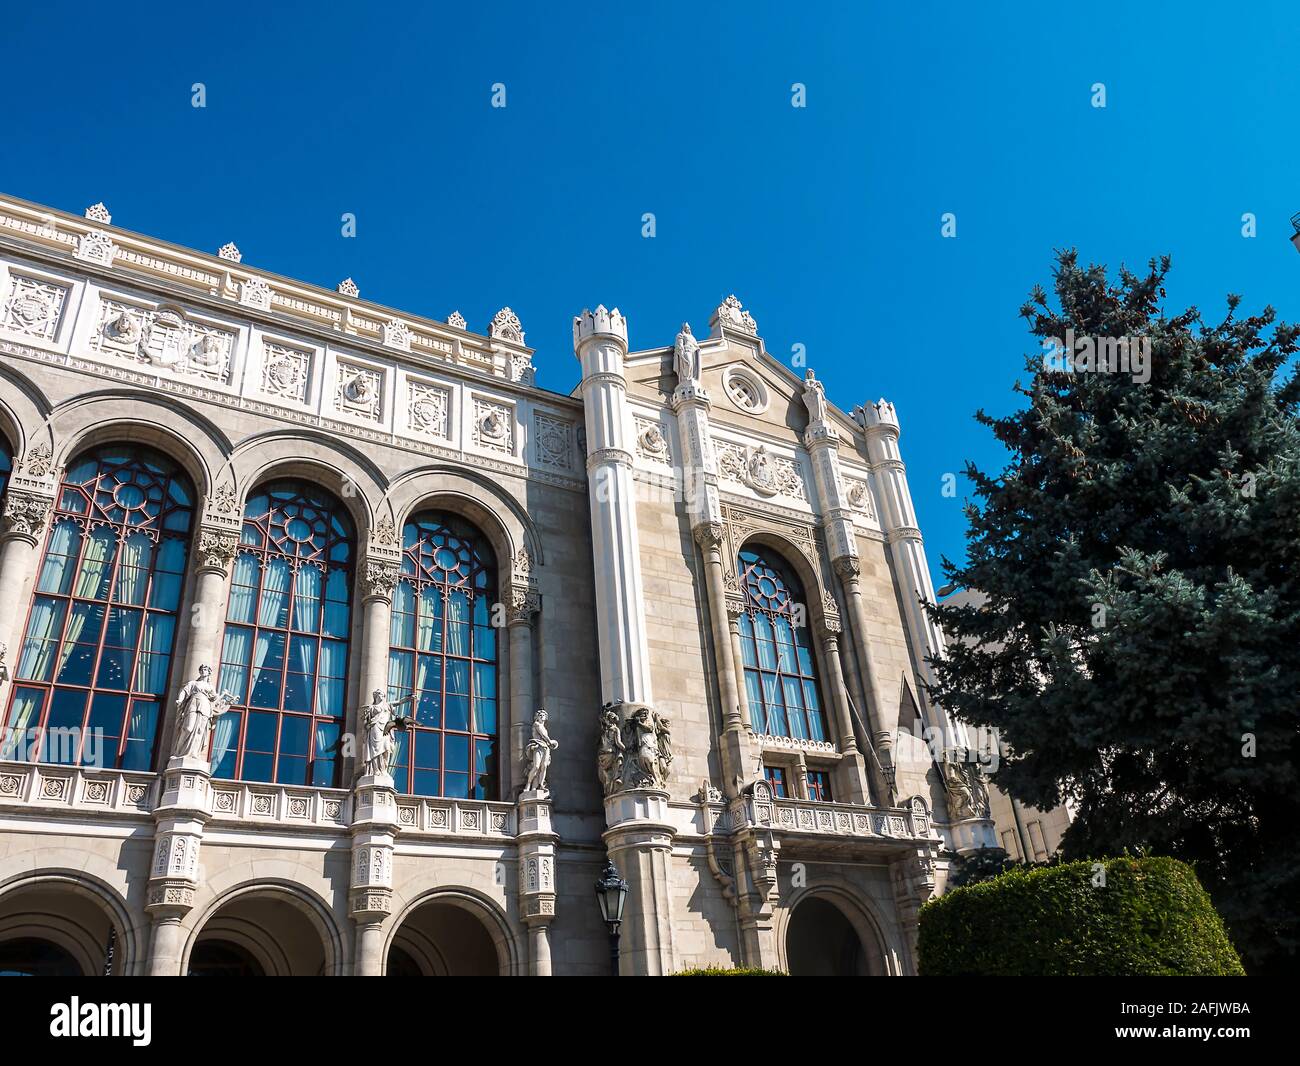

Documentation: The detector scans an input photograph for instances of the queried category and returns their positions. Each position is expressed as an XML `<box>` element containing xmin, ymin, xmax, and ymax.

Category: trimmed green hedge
<box><xmin>918</xmin><ymin>856</ymin><xmax>1244</xmax><ymax>976</ymax></box>
<box><xmin>672</xmin><ymin>966</ymin><xmax>786</xmax><ymax>976</ymax></box>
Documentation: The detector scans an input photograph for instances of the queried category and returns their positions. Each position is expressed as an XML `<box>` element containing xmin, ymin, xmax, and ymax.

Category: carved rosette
<box><xmin>1</xmin><ymin>490</ymin><xmax>54</xmax><ymax>540</ymax></box>
<box><xmin>360</xmin><ymin>560</ymin><xmax>401</xmax><ymax>601</ymax></box>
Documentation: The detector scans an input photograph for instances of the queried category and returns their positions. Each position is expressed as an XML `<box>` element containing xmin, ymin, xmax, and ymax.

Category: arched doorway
<box><xmin>0</xmin><ymin>938</ymin><xmax>82</xmax><ymax>976</ymax></box>
<box><xmin>785</xmin><ymin>895</ymin><xmax>886</xmax><ymax>976</ymax></box>
<box><xmin>386</xmin><ymin>895</ymin><xmax>511</xmax><ymax>975</ymax></box>
<box><xmin>187</xmin><ymin>887</ymin><xmax>338</xmax><ymax>976</ymax></box>
<box><xmin>0</xmin><ymin>878</ymin><xmax>126</xmax><ymax>975</ymax></box>
<box><xmin>188</xmin><ymin>940</ymin><xmax>265</xmax><ymax>976</ymax></box>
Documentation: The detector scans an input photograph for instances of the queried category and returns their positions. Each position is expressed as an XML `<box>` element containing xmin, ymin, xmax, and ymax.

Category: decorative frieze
<box><xmin>715</xmin><ymin>442</ymin><xmax>806</xmax><ymax>501</ymax></box>
<box><xmin>261</xmin><ymin>340</ymin><xmax>311</xmax><ymax>403</ymax></box>
<box><xmin>533</xmin><ymin>413</ymin><xmax>573</xmax><ymax>471</ymax></box>
<box><xmin>335</xmin><ymin>362</ymin><xmax>382</xmax><ymax>421</ymax></box>
<box><xmin>1</xmin><ymin>272</ymin><xmax>68</xmax><ymax>340</ymax></box>
<box><xmin>90</xmin><ymin>299</ymin><xmax>235</xmax><ymax>384</ymax></box>
<box><xmin>473</xmin><ymin>398</ymin><xmax>514</xmax><ymax>453</ymax></box>
<box><xmin>407</xmin><ymin>380</ymin><xmax>450</xmax><ymax>438</ymax></box>
<box><xmin>635</xmin><ymin>417</ymin><xmax>671</xmax><ymax>464</ymax></box>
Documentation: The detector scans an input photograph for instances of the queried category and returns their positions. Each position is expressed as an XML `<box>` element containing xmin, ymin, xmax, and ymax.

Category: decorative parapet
<box><xmin>393</xmin><ymin>795</ymin><xmax>515</xmax><ymax>837</ymax></box>
<box><xmin>0</xmin><ymin>763</ymin><xmax>157</xmax><ymax>814</ymax></box>
<box><xmin>0</xmin><ymin>194</ymin><xmax>535</xmax><ymax>384</ymax></box>
<box><xmin>208</xmin><ymin>782</ymin><xmax>352</xmax><ymax>829</ymax></box>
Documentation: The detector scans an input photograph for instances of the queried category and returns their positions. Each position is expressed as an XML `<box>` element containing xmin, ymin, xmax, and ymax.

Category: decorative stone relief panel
<box><xmin>90</xmin><ymin>299</ymin><xmax>236</xmax><ymax>384</ymax></box>
<box><xmin>473</xmin><ymin>397</ymin><xmax>514</xmax><ymax>454</ymax></box>
<box><xmin>533</xmin><ymin>413</ymin><xmax>573</xmax><ymax>471</ymax></box>
<box><xmin>635</xmin><ymin>416</ymin><xmax>671</xmax><ymax>465</ymax></box>
<box><xmin>2</xmin><ymin>272</ymin><xmax>69</xmax><ymax>340</ymax></box>
<box><xmin>407</xmin><ymin>380</ymin><xmax>450</xmax><ymax>439</ymax></box>
<box><xmin>844</xmin><ymin>476</ymin><xmax>877</xmax><ymax>520</ymax></box>
<box><xmin>716</xmin><ymin>442</ymin><xmax>806</xmax><ymax>501</ymax></box>
<box><xmin>260</xmin><ymin>340</ymin><xmax>311</xmax><ymax>403</ymax></box>
<box><xmin>335</xmin><ymin>361</ymin><xmax>382</xmax><ymax>421</ymax></box>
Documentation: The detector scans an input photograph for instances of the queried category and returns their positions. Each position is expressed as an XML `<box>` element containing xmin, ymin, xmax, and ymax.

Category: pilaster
<box><xmin>146</xmin><ymin>755</ymin><xmax>214</xmax><ymax>975</ymax></box>
<box><xmin>349</xmin><ymin>772</ymin><xmax>399</xmax><ymax>975</ymax></box>
<box><xmin>516</xmin><ymin>789</ymin><xmax>557</xmax><ymax>975</ymax></box>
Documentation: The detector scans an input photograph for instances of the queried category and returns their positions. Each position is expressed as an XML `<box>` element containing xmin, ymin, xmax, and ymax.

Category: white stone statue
<box><xmin>360</xmin><ymin>689</ymin><xmax>413</xmax><ymax>778</ymax></box>
<box><xmin>942</xmin><ymin>758</ymin><xmax>989</xmax><ymax>820</ymax></box>
<box><xmin>655</xmin><ymin>711</ymin><xmax>673</xmax><ymax>784</ymax></box>
<box><xmin>173</xmin><ymin>665</ymin><xmax>234</xmax><ymax>762</ymax></box>
<box><xmin>597</xmin><ymin>705</ymin><xmax>625</xmax><ymax>795</ymax></box>
<box><xmin>802</xmin><ymin>369</ymin><xmax>828</xmax><ymax>423</ymax></box>
<box><xmin>521</xmin><ymin>708</ymin><xmax>558</xmax><ymax>793</ymax></box>
<box><xmin>673</xmin><ymin>323</ymin><xmax>701</xmax><ymax>387</ymax></box>
<box><xmin>626</xmin><ymin>706</ymin><xmax>660</xmax><ymax>788</ymax></box>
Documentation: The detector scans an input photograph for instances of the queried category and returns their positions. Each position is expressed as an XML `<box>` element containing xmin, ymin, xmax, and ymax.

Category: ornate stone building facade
<box><xmin>0</xmin><ymin>194</ymin><xmax>995</xmax><ymax>976</ymax></box>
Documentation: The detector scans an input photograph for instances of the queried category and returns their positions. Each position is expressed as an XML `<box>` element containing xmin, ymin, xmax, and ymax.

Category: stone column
<box><xmin>349</xmin><ymin>772</ymin><xmax>399</xmax><ymax>975</ymax></box>
<box><xmin>0</xmin><ymin>489</ymin><xmax>53</xmax><ymax>661</ymax></box>
<box><xmin>860</xmin><ymin>399</ymin><xmax>968</xmax><ymax>751</ymax></box>
<box><xmin>799</xmin><ymin>374</ymin><xmax>883</xmax><ymax>803</ymax></box>
<box><xmin>516</xmin><ymin>790</ymin><xmax>557</xmax><ymax>975</ymax></box>
<box><xmin>575</xmin><ymin>305</ymin><xmax>676</xmax><ymax>976</ymax></box>
<box><xmin>147</xmin><ymin>756</ymin><xmax>214</xmax><ymax>975</ymax></box>
<box><xmin>817</xmin><ymin>623</ymin><xmax>868</xmax><ymax>804</ymax></box>
<box><xmin>670</xmin><ymin>353</ymin><xmax>750</xmax><ymax>795</ymax></box>
<box><xmin>574</xmin><ymin>306</ymin><xmax>654</xmax><ymax>706</ymax></box>
<box><xmin>178</xmin><ymin>528</ymin><xmax>238</xmax><ymax>688</ymax></box>
<box><xmin>505</xmin><ymin>587</ymin><xmax>539</xmax><ymax>797</ymax></box>
<box><xmin>358</xmin><ymin>560</ymin><xmax>400</xmax><ymax>704</ymax></box>
<box><xmin>835</xmin><ymin>556</ymin><xmax>896</xmax><ymax>803</ymax></box>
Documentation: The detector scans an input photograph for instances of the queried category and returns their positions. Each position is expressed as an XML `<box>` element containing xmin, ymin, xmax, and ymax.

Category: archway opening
<box><xmin>190</xmin><ymin>891</ymin><xmax>330</xmax><ymax>976</ymax></box>
<box><xmin>387</xmin><ymin>899</ymin><xmax>500</xmax><ymax>976</ymax></box>
<box><xmin>0</xmin><ymin>881</ymin><xmax>121</xmax><ymax>975</ymax></box>
<box><xmin>188</xmin><ymin>939</ymin><xmax>265</xmax><ymax>977</ymax></box>
<box><xmin>785</xmin><ymin>896</ymin><xmax>879</xmax><ymax>976</ymax></box>
<box><xmin>0</xmin><ymin>937</ymin><xmax>82</xmax><ymax>976</ymax></box>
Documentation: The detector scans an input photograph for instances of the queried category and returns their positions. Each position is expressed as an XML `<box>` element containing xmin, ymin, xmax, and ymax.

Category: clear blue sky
<box><xmin>3</xmin><ymin>1</ymin><xmax>1299</xmax><ymax>586</ymax></box>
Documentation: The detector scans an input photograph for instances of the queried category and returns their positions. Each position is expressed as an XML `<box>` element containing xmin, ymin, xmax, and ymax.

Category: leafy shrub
<box><xmin>918</xmin><ymin>856</ymin><xmax>1244</xmax><ymax>975</ymax></box>
<box><xmin>671</xmin><ymin>966</ymin><xmax>786</xmax><ymax>976</ymax></box>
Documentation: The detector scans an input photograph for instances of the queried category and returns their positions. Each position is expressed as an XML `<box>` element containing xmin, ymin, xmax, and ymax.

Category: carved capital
<box><xmin>507</xmin><ymin>585</ymin><xmax>541</xmax><ymax>625</ymax></box>
<box><xmin>197</xmin><ymin>529</ymin><xmax>239</xmax><ymax>573</ymax></box>
<box><xmin>832</xmin><ymin>555</ymin><xmax>861</xmax><ymax>579</ymax></box>
<box><xmin>360</xmin><ymin>560</ymin><xmax>401</xmax><ymax>601</ymax></box>
<box><xmin>693</xmin><ymin>521</ymin><xmax>725</xmax><ymax>551</ymax></box>
<box><xmin>1</xmin><ymin>490</ymin><xmax>54</xmax><ymax>540</ymax></box>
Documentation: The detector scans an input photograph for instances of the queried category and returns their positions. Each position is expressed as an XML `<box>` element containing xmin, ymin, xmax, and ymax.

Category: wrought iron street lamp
<box><xmin>594</xmin><ymin>859</ymin><xmax>628</xmax><ymax>976</ymax></box>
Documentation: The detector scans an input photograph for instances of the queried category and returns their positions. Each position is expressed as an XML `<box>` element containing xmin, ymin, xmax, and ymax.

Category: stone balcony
<box><xmin>0</xmin><ymin>761</ymin><xmax>516</xmax><ymax>842</ymax></box>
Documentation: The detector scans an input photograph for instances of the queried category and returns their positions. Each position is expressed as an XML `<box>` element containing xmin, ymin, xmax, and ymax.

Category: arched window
<box><xmin>387</xmin><ymin>512</ymin><xmax>498</xmax><ymax>799</ymax></box>
<box><xmin>1</xmin><ymin>445</ymin><xmax>194</xmax><ymax>768</ymax></box>
<box><xmin>212</xmin><ymin>480</ymin><xmax>353</xmax><ymax>786</ymax></box>
<box><xmin>0</xmin><ymin>438</ymin><xmax>11</xmax><ymax>500</ymax></box>
<box><xmin>736</xmin><ymin>547</ymin><xmax>829</xmax><ymax>742</ymax></box>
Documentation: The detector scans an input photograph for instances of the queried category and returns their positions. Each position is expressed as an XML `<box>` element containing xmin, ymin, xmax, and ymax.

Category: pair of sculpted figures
<box><xmin>597</xmin><ymin>702</ymin><xmax>673</xmax><ymax>795</ymax></box>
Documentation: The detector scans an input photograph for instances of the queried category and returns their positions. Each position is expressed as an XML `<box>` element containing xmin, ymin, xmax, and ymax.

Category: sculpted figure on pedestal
<box><xmin>360</xmin><ymin>689</ymin><xmax>413</xmax><ymax>778</ymax></box>
<box><xmin>521</xmin><ymin>708</ymin><xmax>558</xmax><ymax>793</ymax></box>
<box><xmin>173</xmin><ymin>665</ymin><xmax>234</xmax><ymax>761</ymax></box>
<box><xmin>674</xmin><ymin>323</ymin><xmax>701</xmax><ymax>387</ymax></box>
<box><xmin>597</xmin><ymin>706</ymin><xmax>625</xmax><ymax>796</ymax></box>
<box><xmin>802</xmin><ymin>369</ymin><xmax>828</xmax><ymax>423</ymax></box>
